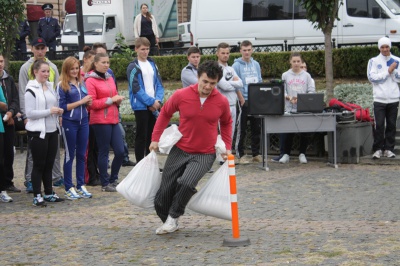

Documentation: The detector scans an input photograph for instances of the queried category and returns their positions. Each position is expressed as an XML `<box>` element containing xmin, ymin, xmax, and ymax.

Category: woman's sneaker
<box><xmin>65</xmin><ymin>187</ymin><xmax>82</xmax><ymax>200</ymax></box>
<box><xmin>1</xmin><ymin>191</ymin><xmax>13</xmax><ymax>202</ymax></box>
<box><xmin>33</xmin><ymin>194</ymin><xmax>47</xmax><ymax>207</ymax></box>
<box><xmin>44</xmin><ymin>192</ymin><xmax>65</xmax><ymax>202</ymax></box>
<box><xmin>77</xmin><ymin>186</ymin><xmax>92</xmax><ymax>198</ymax></box>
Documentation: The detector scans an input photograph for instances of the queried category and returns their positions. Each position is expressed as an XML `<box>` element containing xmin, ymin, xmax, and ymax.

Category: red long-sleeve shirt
<box><xmin>152</xmin><ymin>84</ymin><xmax>232</xmax><ymax>154</ymax></box>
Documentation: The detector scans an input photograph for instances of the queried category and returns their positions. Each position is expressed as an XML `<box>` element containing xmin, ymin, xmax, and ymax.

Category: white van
<box><xmin>177</xmin><ymin>22</ymin><xmax>191</xmax><ymax>47</ymax></box>
<box><xmin>191</xmin><ymin>0</ymin><xmax>400</xmax><ymax>48</ymax></box>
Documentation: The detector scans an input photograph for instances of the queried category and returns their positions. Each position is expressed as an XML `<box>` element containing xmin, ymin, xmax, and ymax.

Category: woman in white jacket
<box><xmin>25</xmin><ymin>60</ymin><xmax>65</xmax><ymax>206</ymax></box>
<box><xmin>133</xmin><ymin>3</ymin><xmax>159</xmax><ymax>55</ymax></box>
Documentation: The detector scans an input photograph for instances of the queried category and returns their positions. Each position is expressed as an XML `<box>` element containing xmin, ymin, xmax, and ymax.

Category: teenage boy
<box><xmin>181</xmin><ymin>46</ymin><xmax>201</xmax><ymax>87</ymax></box>
<box><xmin>367</xmin><ymin>37</ymin><xmax>400</xmax><ymax>159</ymax></box>
<box><xmin>232</xmin><ymin>40</ymin><xmax>263</xmax><ymax>164</ymax></box>
<box><xmin>216</xmin><ymin>42</ymin><xmax>244</xmax><ymax>141</ymax></box>
<box><xmin>126</xmin><ymin>37</ymin><xmax>164</xmax><ymax>163</ymax></box>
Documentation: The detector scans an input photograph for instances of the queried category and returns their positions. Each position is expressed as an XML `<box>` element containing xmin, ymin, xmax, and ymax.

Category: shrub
<box><xmin>8</xmin><ymin>46</ymin><xmax>398</xmax><ymax>83</ymax></box>
<box><xmin>332</xmin><ymin>83</ymin><xmax>374</xmax><ymax>114</ymax></box>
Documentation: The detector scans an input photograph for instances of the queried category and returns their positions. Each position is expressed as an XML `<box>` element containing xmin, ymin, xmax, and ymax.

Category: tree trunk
<box><xmin>324</xmin><ymin>30</ymin><xmax>334</xmax><ymax>103</ymax></box>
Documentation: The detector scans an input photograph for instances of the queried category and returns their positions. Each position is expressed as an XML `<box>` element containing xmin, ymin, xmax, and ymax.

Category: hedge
<box><xmin>8</xmin><ymin>45</ymin><xmax>398</xmax><ymax>83</ymax></box>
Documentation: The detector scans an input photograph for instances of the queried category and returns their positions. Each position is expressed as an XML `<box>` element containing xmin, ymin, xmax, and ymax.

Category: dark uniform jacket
<box><xmin>16</xmin><ymin>20</ymin><xmax>30</xmax><ymax>43</ymax></box>
<box><xmin>37</xmin><ymin>17</ymin><xmax>61</xmax><ymax>44</ymax></box>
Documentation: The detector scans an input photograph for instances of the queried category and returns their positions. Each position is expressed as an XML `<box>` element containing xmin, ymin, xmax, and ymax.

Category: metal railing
<box><xmin>11</xmin><ymin>39</ymin><xmax>379</xmax><ymax>61</ymax></box>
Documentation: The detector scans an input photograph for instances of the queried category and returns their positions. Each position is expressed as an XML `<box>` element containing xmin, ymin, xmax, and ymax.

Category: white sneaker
<box><xmin>155</xmin><ymin>215</ymin><xmax>179</xmax><ymax>235</ymax></box>
<box><xmin>299</xmin><ymin>153</ymin><xmax>308</xmax><ymax>164</ymax></box>
<box><xmin>372</xmin><ymin>150</ymin><xmax>382</xmax><ymax>159</ymax></box>
<box><xmin>0</xmin><ymin>191</ymin><xmax>13</xmax><ymax>202</ymax></box>
<box><xmin>65</xmin><ymin>187</ymin><xmax>82</xmax><ymax>200</ymax></box>
<box><xmin>77</xmin><ymin>185</ymin><xmax>92</xmax><ymax>198</ymax></box>
<box><xmin>279</xmin><ymin>154</ymin><xmax>290</xmax><ymax>164</ymax></box>
<box><xmin>384</xmin><ymin>150</ymin><xmax>396</xmax><ymax>158</ymax></box>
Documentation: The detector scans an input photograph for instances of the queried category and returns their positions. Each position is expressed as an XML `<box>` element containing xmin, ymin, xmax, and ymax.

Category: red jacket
<box><xmin>86</xmin><ymin>71</ymin><xmax>119</xmax><ymax>125</ymax></box>
<box><xmin>152</xmin><ymin>84</ymin><xmax>232</xmax><ymax>154</ymax></box>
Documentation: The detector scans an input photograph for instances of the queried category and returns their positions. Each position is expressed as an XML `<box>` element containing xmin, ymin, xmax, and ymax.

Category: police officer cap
<box><xmin>42</xmin><ymin>3</ymin><xmax>53</xmax><ymax>10</ymax></box>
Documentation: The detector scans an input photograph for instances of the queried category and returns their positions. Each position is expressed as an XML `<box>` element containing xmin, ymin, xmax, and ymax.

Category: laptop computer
<box><xmin>296</xmin><ymin>93</ymin><xmax>325</xmax><ymax>113</ymax></box>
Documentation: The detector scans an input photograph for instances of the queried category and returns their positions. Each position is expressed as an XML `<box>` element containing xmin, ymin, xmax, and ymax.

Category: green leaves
<box><xmin>0</xmin><ymin>0</ymin><xmax>26</xmax><ymax>65</ymax></box>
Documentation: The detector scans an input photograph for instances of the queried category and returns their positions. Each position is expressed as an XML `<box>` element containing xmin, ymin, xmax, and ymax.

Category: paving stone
<box><xmin>1</xmin><ymin>151</ymin><xmax>400</xmax><ymax>264</ymax></box>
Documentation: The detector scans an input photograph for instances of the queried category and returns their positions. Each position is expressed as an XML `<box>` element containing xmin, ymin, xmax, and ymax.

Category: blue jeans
<box><xmin>62</xmin><ymin>117</ymin><xmax>89</xmax><ymax>191</ymax></box>
<box><xmin>92</xmin><ymin>124</ymin><xmax>124</xmax><ymax>186</ymax></box>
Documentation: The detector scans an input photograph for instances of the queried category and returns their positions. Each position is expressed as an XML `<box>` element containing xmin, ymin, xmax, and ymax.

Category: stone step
<box><xmin>359</xmin><ymin>155</ymin><xmax>400</xmax><ymax>165</ymax></box>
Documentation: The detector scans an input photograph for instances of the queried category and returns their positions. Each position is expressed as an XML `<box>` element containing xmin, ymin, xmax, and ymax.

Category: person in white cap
<box><xmin>367</xmin><ymin>37</ymin><xmax>400</xmax><ymax>159</ymax></box>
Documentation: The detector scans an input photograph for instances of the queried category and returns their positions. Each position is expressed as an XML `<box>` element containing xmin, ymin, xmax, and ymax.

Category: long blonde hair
<box><xmin>60</xmin><ymin>56</ymin><xmax>81</xmax><ymax>92</ymax></box>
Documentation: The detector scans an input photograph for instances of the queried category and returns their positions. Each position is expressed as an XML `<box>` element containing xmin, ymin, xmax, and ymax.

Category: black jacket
<box><xmin>0</xmin><ymin>70</ymin><xmax>20</xmax><ymax>117</ymax></box>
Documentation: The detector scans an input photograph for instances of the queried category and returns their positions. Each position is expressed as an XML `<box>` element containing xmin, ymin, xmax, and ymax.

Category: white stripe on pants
<box><xmin>154</xmin><ymin>145</ymin><xmax>216</xmax><ymax>222</ymax></box>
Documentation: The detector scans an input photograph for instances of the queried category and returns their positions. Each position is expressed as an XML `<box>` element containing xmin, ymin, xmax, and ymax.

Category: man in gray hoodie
<box><xmin>232</xmin><ymin>40</ymin><xmax>263</xmax><ymax>164</ymax></box>
<box><xmin>18</xmin><ymin>37</ymin><xmax>63</xmax><ymax>192</ymax></box>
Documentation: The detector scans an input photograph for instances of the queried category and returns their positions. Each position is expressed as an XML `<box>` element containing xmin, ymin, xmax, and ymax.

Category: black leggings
<box><xmin>30</xmin><ymin>131</ymin><xmax>59</xmax><ymax>196</ymax></box>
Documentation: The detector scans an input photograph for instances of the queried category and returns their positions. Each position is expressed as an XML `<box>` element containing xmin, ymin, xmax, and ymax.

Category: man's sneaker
<box><xmin>0</xmin><ymin>191</ymin><xmax>13</xmax><ymax>202</ymax></box>
<box><xmin>122</xmin><ymin>160</ymin><xmax>136</xmax><ymax>167</ymax></box>
<box><xmin>384</xmin><ymin>150</ymin><xmax>396</xmax><ymax>158</ymax></box>
<box><xmin>53</xmin><ymin>178</ymin><xmax>64</xmax><ymax>188</ymax></box>
<box><xmin>238</xmin><ymin>156</ymin><xmax>250</xmax><ymax>165</ymax></box>
<box><xmin>25</xmin><ymin>181</ymin><xmax>33</xmax><ymax>193</ymax></box>
<box><xmin>155</xmin><ymin>215</ymin><xmax>179</xmax><ymax>235</ymax></box>
<box><xmin>65</xmin><ymin>187</ymin><xmax>82</xmax><ymax>200</ymax></box>
<box><xmin>111</xmin><ymin>180</ymin><xmax>119</xmax><ymax>187</ymax></box>
<box><xmin>279</xmin><ymin>154</ymin><xmax>290</xmax><ymax>164</ymax></box>
<box><xmin>33</xmin><ymin>194</ymin><xmax>47</xmax><ymax>207</ymax></box>
<box><xmin>77</xmin><ymin>186</ymin><xmax>92</xmax><ymax>198</ymax></box>
<box><xmin>372</xmin><ymin>150</ymin><xmax>382</xmax><ymax>159</ymax></box>
<box><xmin>6</xmin><ymin>185</ymin><xmax>21</xmax><ymax>193</ymax></box>
<box><xmin>299</xmin><ymin>153</ymin><xmax>308</xmax><ymax>164</ymax></box>
<box><xmin>44</xmin><ymin>192</ymin><xmax>65</xmax><ymax>202</ymax></box>
<box><xmin>252</xmin><ymin>155</ymin><xmax>262</xmax><ymax>163</ymax></box>
<box><xmin>271</xmin><ymin>154</ymin><xmax>283</xmax><ymax>163</ymax></box>
<box><xmin>102</xmin><ymin>184</ymin><xmax>117</xmax><ymax>192</ymax></box>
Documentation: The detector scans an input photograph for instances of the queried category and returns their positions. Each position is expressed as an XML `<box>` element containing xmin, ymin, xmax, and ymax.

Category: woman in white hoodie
<box><xmin>278</xmin><ymin>52</ymin><xmax>315</xmax><ymax>164</ymax></box>
<box><xmin>25</xmin><ymin>60</ymin><xmax>65</xmax><ymax>206</ymax></box>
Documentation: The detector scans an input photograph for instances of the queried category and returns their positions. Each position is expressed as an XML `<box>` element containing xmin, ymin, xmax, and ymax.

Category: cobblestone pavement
<box><xmin>1</xmin><ymin>151</ymin><xmax>400</xmax><ymax>265</ymax></box>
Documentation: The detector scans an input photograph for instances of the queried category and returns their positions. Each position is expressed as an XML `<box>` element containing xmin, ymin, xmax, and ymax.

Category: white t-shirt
<box><xmin>138</xmin><ymin>60</ymin><xmax>155</xmax><ymax>98</ymax></box>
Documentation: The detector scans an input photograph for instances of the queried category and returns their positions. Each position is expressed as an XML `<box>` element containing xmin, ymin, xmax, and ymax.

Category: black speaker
<box><xmin>248</xmin><ymin>82</ymin><xmax>284</xmax><ymax>115</ymax></box>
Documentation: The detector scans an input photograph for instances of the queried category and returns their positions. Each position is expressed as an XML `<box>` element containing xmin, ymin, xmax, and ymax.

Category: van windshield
<box><xmin>63</xmin><ymin>15</ymin><xmax>104</xmax><ymax>35</ymax></box>
<box><xmin>382</xmin><ymin>0</ymin><xmax>400</xmax><ymax>15</ymax></box>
